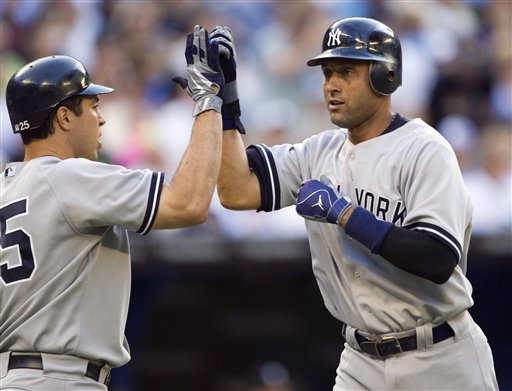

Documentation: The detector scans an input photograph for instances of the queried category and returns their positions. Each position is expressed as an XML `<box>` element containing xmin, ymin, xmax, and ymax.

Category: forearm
<box><xmin>154</xmin><ymin>110</ymin><xmax>222</xmax><ymax>228</ymax></box>
<box><xmin>379</xmin><ymin>225</ymin><xmax>458</xmax><ymax>283</ymax></box>
<box><xmin>217</xmin><ymin>130</ymin><xmax>261</xmax><ymax>210</ymax></box>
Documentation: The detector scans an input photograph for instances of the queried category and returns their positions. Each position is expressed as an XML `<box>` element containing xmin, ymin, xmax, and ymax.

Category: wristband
<box><xmin>193</xmin><ymin>95</ymin><xmax>222</xmax><ymax>116</ymax></box>
<box><xmin>345</xmin><ymin>206</ymin><xmax>394</xmax><ymax>253</ymax></box>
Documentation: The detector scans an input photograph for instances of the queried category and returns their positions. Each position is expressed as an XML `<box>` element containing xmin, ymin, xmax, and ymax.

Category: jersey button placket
<box><xmin>348</xmin><ymin>150</ymin><xmax>355</xmax><ymax>181</ymax></box>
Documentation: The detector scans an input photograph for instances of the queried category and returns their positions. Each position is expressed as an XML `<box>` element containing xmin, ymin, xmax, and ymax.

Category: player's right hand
<box><xmin>172</xmin><ymin>25</ymin><xmax>224</xmax><ymax>116</ymax></box>
<box><xmin>296</xmin><ymin>175</ymin><xmax>352</xmax><ymax>225</ymax></box>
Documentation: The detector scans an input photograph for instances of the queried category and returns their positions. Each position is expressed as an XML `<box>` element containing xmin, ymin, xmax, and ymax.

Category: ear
<box><xmin>54</xmin><ymin>106</ymin><xmax>74</xmax><ymax>131</ymax></box>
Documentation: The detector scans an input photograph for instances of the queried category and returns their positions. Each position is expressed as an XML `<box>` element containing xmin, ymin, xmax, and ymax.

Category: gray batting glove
<box><xmin>172</xmin><ymin>25</ymin><xmax>224</xmax><ymax>116</ymax></box>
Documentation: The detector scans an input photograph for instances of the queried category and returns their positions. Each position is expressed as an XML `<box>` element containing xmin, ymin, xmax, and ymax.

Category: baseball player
<box><xmin>213</xmin><ymin>18</ymin><xmax>499</xmax><ymax>390</ymax></box>
<box><xmin>0</xmin><ymin>26</ymin><xmax>224</xmax><ymax>390</ymax></box>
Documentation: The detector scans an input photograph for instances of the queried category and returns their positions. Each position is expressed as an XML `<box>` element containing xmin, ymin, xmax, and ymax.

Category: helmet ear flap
<box><xmin>369</xmin><ymin>62</ymin><xmax>402</xmax><ymax>96</ymax></box>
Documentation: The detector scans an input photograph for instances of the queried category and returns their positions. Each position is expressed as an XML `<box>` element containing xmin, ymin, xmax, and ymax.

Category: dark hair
<box><xmin>21</xmin><ymin>95</ymin><xmax>85</xmax><ymax>145</ymax></box>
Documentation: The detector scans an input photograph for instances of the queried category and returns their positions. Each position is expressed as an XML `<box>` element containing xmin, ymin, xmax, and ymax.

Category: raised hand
<box><xmin>172</xmin><ymin>25</ymin><xmax>224</xmax><ymax>116</ymax></box>
<box><xmin>210</xmin><ymin>25</ymin><xmax>245</xmax><ymax>133</ymax></box>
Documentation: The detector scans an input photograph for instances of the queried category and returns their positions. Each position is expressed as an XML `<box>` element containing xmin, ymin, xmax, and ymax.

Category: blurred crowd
<box><xmin>1</xmin><ymin>0</ymin><xmax>510</xmax><ymax>251</ymax></box>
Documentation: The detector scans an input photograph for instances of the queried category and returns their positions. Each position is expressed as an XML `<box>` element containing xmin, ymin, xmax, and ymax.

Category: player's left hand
<box><xmin>172</xmin><ymin>25</ymin><xmax>224</xmax><ymax>116</ymax></box>
<box><xmin>210</xmin><ymin>25</ymin><xmax>246</xmax><ymax>134</ymax></box>
<box><xmin>296</xmin><ymin>175</ymin><xmax>352</xmax><ymax>225</ymax></box>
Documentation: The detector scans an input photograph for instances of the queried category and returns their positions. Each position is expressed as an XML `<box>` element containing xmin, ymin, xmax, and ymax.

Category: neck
<box><xmin>23</xmin><ymin>138</ymin><xmax>72</xmax><ymax>161</ymax></box>
<box><xmin>348</xmin><ymin>110</ymin><xmax>395</xmax><ymax>145</ymax></box>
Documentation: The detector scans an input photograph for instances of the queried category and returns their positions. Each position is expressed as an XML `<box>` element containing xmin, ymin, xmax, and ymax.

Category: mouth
<box><xmin>328</xmin><ymin>99</ymin><xmax>344</xmax><ymax>111</ymax></box>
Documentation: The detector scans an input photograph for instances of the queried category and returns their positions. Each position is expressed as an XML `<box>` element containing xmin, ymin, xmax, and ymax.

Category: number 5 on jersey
<box><xmin>0</xmin><ymin>198</ymin><xmax>37</xmax><ymax>284</ymax></box>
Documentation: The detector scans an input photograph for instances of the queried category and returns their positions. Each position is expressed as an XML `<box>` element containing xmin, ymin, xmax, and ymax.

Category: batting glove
<box><xmin>172</xmin><ymin>25</ymin><xmax>224</xmax><ymax>116</ymax></box>
<box><xmin>210</xmin><ymin>26</ymin><xmax>246</xmax><ymax>134</ymax></box>
<box><xmin>296</xmin><ymin>175</ymin><xmax>352</xmax><ymax>225</ymax></box>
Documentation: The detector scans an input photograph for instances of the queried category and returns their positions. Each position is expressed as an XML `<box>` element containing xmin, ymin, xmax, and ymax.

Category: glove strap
<box><xmin>222</xmin><ymin>117</ymin><xmax>246</xmax><ymax>134</ymax></box>
<box><xmin>221</xmin><ymin>100</ymin><xmax>246</xmax><ymax>134</ymax></box>
<box><xmin>193</xmin><ymin>95</ymin><xmax>222</xmax><ymax>116</ymax></box>
<box><xmin>326</xmin><ymin>195</ymin><xmax>352</xmax><ymax>225</ymax></box>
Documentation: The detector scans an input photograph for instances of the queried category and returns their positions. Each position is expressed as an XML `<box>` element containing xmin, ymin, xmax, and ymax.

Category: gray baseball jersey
<box><xmin>0</xmin><ymin>156</ymin><xmax>164</xmax><ymax>367</ymax></box>
<box><xmin>248</xmin><ymin>118</ymin><xmax>473</xmax><ymax>334</ymax></box>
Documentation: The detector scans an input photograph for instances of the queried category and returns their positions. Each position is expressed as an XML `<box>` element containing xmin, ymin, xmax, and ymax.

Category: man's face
<box><xmin>72</xmin><ymin>96</ymin><xmax>106</xmax><ymax>160</ymax></box>
<box><xmin>321</xmin><ymin>59</ymin><xmax>382</xmax><ymax>130</ymax></box>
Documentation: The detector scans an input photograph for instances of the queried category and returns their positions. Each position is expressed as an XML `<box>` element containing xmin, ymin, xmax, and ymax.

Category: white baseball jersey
<box><xmin>249</xmin><ymin>117</ymin><xmax>474</xmax><ymax>334</ymax></box>
<box><xmin>0</xmin><ymin>156</ymin><xmax>164</xmax><ymax>367</ymax></box>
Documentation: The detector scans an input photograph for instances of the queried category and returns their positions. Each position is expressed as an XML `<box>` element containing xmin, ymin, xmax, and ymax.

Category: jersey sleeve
<box><xmin>247</xmin><ymin>141</ymin><xmax>312</xmax><ymax>212</ymax></box>
<box><xmin>44</xmin><ymin>158</ymin><xmax>164</xmax><ymax>235</ymax></box>
<box><xmin>247</xmin><ymin>130</ymin><xmax>347</xmax><ymax>212</ymax></box>
<box><xmin>400</xmin><ymin>132</ymin><xmax>471</xmax><ymax>260</ymax></box>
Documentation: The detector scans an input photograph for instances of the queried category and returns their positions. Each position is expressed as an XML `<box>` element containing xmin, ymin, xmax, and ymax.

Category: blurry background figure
<box><xmin>463</xmin><ymin>123</ymin><xmax>511</xmax><ymax>245</ymax></box>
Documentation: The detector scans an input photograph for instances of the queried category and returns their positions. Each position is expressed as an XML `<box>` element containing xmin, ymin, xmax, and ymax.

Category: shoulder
<box><xmin>37</xmin><ymin>157</ymin><xmax>157</xmax><ymax>192</ymax></box>
<box><xmin>40</xmin><ymin>157</ymin><xmax>137</xmax><ymax>178</ymax></box>
<box><xmin>255</xmin><ymin>129</ymin><xmax>348</xmax><ymax>158</ymax></box>
<box><xmin>400</xmin><ymin>119</ymin><xmax>449</xmax><ymax>144</ymax></box>
<box><xmin>393</xmin><ymin>119</ymin><xmax>455</xmax><ymax>155</ymax></box>
<box><xmin>303</xmin><ymin>128</ymin><xmax>348</xmax><ymax>146</ymax></box>
<box><xmin>296</xmin><ymin>128</ymin><xmax>348</xmax><ymax>157</ymax></box>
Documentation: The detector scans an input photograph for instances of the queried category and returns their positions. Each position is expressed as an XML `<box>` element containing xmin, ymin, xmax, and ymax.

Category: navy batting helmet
<box><xmin>307</xmin><ymin>17</ymin><xmax>402</xmax><ymax>95</ymax></box>
<box><xmin>6</xmin><ymin>55</ymin><xmax>114</xmax><ymax>133</ymax></box>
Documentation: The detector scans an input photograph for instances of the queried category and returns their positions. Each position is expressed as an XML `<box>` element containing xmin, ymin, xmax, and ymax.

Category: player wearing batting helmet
<box><xmin>1</xmin><ymin>25</ymin><xmax>224</xmax><ymax>390</ymax></box>
<box><xmin>214</xmin><ymin>17</ymin><xmax>498</xmax><ymax>390</ymax></box>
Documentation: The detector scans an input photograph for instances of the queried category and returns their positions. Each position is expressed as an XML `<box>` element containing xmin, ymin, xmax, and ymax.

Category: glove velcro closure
<box><xmin>193</xmin><ymin>95</ymin><xmax>223</xmax><ymax>116</ymax></box>
<box><xmin>326</xmin><ymin>195</ymin><xmax>352</xmax><ymax>224</ymax></box>
<box><xmin>221</xmin><ymin>100</ymin><xmax>245</xmax><ymax>133</ymax></box>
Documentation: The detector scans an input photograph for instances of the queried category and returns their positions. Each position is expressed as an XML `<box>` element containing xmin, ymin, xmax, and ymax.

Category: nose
<box><xmin>324</xmin><ymin>76</ymin><xmax>340</xmax><ymax>96</ymax></box>
<box><xmin>98</xmin><ymin>111</ymin><xmax>106</xmax><ymax>127</ymax></box>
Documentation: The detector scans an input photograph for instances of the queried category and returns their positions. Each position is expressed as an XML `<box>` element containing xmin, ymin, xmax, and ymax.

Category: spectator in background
<box><xmin>439</xmin><ymin>114</ymin><xmax>511</xmax><ymax>253</ymax></box>
<box><xmin>438</xmin><ymin>114</ymin><xmax>480</xmax><ymax>175</ymax></box>
<box><xmin>463</xmin><ymin>123</ymin><xmax>512</xmax><ymax>239</ymax></box>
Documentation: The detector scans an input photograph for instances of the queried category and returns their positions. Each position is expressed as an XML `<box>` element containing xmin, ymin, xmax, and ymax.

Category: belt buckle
<box><xmin>361</xmin><ymin>335</ymin><xmax>403</xmax><ymax>358</ymax></box>
<box><xmin>379</xmin><ymin>336</ymin><xmax>403</xmax><ymax>357</ymax></box>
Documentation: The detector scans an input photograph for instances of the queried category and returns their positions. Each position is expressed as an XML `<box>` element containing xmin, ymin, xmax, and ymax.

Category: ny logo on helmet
<box><xmin>327</xmin><ymin>29</ymin><xmax>357</xmax><ymax>49</ymax></box>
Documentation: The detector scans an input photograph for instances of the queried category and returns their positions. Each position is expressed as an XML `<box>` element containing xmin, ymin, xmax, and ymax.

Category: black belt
<box><xmin>7</xmin><ymin>353</ymin><xmax>109</xmax><ymax>385</ymax></box>
<box><xmin>346</xmin><ymin>323</ymin><xmax>454</xmax><ymax>358</ymax></box>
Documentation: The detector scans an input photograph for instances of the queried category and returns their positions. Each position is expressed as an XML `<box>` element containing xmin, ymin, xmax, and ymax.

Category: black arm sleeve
<box><xmin>378</xmin><ymin>226</ymin><xmax>458</xmax><ymax>284</ymax></box>
<box><xmin>246</xmin><ymin>145</ymin><xmax>281</xmax><ymax>212</ymax></box>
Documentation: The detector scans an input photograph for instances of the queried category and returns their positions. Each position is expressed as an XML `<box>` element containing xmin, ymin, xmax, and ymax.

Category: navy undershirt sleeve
<box><xmin>345</xmin><ymin>207</ymin><xmax>458</xmax><ymax>284</ymax></box>
<box><xmin>379</xmin><ymin>225</ymin><xmax>458</xmax><ymax>284</ymax></box>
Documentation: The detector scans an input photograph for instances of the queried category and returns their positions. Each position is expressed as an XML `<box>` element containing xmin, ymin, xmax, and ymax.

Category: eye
<box><xmin>322</xmin><ymin>68</ymin><xmax>332</xmax><ymax>78</ymax></box>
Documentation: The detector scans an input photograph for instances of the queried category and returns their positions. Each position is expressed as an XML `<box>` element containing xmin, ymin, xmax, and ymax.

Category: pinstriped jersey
<box><xmin>0</xmin><ymin>156</ymin><xmax>164</xmax><ymax>367</ymax></box>
<box><xmin>247</xmin><ymin>118</ymin><xmax>474</xmax><ymax>334</ymax></box>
